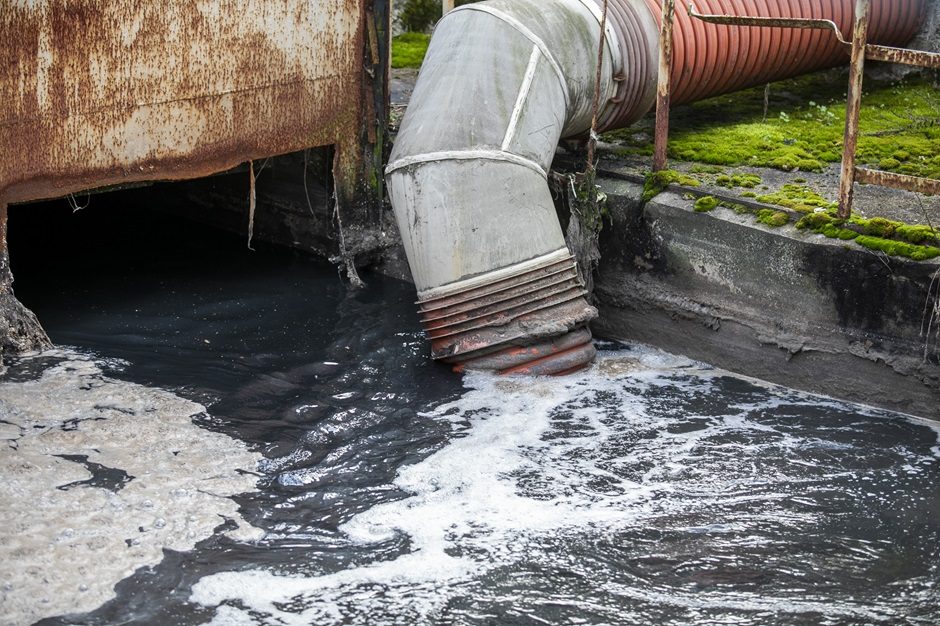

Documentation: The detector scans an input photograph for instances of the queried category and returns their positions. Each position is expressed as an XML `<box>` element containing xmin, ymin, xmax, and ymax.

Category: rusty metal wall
<box><xmin>0</xmin><ymin>0</ymin><xmax>378</xmax><ymax>206</ymax></box>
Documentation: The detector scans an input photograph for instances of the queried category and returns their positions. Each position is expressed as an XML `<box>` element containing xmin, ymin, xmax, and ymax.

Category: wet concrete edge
<box><xmin>593</xmin><ymin>177</ymin><xmax>940</xmax><ymax>420</ymax></box>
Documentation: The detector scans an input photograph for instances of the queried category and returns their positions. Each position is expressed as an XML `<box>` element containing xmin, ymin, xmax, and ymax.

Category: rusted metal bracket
<box><xmin>855</xmin><ymin>167</ymin><xmax>940</xmax><ymax>196</ymax></box>
<box><xmin>688</xmin><ymin>3</ymin><xmax>940</xmax><ymax>69</ymax></box>
<box><xmin>682</xmin><ymin>0</ymin><xmax>939</xmax><ymax>219</ymax></box>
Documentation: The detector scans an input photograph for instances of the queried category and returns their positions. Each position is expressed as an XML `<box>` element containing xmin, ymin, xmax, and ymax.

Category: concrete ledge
<box><xmin>594</xmin><ymin>178</ymin><xmax>940</xmax><ymax>419</ymax></box>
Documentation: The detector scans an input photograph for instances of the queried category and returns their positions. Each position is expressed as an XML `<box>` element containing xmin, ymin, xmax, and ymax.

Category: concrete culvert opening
<box><xmin>4</xmin><ymin>148</ymin><xmax>356</xmax><ymax>364</ymax></box>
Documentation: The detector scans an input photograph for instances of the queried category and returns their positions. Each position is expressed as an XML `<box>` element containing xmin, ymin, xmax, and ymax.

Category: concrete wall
<box><xmin>593</xmin><ymin>178</ymin><xmax>939</xmax><ymax>419</ymax></box>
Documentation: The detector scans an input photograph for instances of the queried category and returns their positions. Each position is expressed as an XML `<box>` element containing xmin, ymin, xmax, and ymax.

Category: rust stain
<box><xmin>864</xmin><ymin>45</ymin><xmax>940</xmax><ymax>69</ymax></box>
<box><xmin>0</xmin><ymin>0</ymin><xmax>371</xmax><ymax>205</ymax></box>
<box><xmin>416</xmin><ymin>254</ymin><xmax>597</xmax><ymax>376</ymax></box>
<box><xmin>855</xmin><ymin>167</ymin><xmax>940</xmax><ymax>197</ymax></box>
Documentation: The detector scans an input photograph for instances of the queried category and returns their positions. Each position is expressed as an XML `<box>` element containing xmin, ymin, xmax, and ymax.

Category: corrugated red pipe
<box><xmin>599</xmin><ymin>0</ymin><xmax>927</xmax><ymax>131</ymax></box>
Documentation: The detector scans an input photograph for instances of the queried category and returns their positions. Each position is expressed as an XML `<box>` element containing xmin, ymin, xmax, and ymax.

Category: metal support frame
<box><xmin>837</xmin><ymin>0</ymin><xmax>871</xmax><ymax>218</ymax></box>
<box><xmin>653</xmin><ymin>1</ymin><xmax>940</xmax><ymax>217</ymax></box>
<box><xmin>653</xmin><ymin>0</ymin><xmax>676</xmax><ymax>172</ymax></box>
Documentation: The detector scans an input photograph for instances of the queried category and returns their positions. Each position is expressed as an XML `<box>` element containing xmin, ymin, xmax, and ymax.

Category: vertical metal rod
<box><xmin>837</xmin><ymin>0</ymin><xmax>871</xmax><ymax>220</ymax></box>
<box><xmin>586</xmin><ymin>0</ymin><xmax>609</xmax><ymax>175</ymax></box>
<box><xmin>442</xmin><ymin>0</ymin><xmax>455</xmax><ymax>14</ymax></box>
<box><xmin>653</xmin><ymin>0</ymin><xmax>676</xmax><ymax>172</ymax></box>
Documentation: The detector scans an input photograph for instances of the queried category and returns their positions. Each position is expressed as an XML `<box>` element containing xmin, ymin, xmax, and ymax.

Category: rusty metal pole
<box><xmin>586</xmin><ymin>0</ymin><xmax>610</xmax><ymax>176</ymax></box>
<box><xmin>837</xmin><ymin>0</ymin><xmax>871</xmax><ymax>220</ymax></box>
<box><xmin>653</xmin><ymin>0</ymin><xmax>675</xmax><ymax>172</ymax></box>
<box><xmin>442</xmin><ymin>0</ymin><xmax>455</xmax><ymax>14</ymax></box>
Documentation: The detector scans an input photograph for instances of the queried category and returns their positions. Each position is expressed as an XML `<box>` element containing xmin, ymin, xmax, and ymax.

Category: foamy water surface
<box><xmin>4</xmin><ymin>203</ymin><xmax>938</xmax><ymax>625</ymax></box>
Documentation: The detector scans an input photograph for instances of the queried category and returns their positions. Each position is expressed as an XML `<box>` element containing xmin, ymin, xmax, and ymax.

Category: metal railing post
<box><xmin>653</xmin><ymin>0</ymin><xmax>676</xmax><ymax>172</ymax></box>
<box><xmin>837</xmin><ymin>0</ymin><xmax>871</xmax><ymax>219</ymax></box>
<box><xmin>688</xmin><ymin>1</ymin><xmax>940</xmax><ymax>207</ymax></box>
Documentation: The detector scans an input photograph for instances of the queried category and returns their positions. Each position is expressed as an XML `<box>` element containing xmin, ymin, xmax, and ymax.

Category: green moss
<box><xmin>855</xmin><ymin>236</ymin><xmax>940</xmax><ymax>261</ymax></box>
<box><xmin>857</xmin><ymin>216</ymin><xmax>897</xmax><ymax>238</ymax></box>
<box><xmin>694</xmin><ymin>196</ymin><xmax>720</xmax><ymax>212</ymax></box>
<box><xmin>756</xmin><ymin>184</ymin><xmax>836</xmax><ymax>214</ymax></box>
<box><xmin>391</xmin><ymin>32</ymin><xmax>430</xmax><ymax>69</ymax></box>
<box><xmin>642</xmin><ymin>169</ymin><xmax>700</xmax><ymax>203</ymax></box>
<box><xmin>740</xmin><ymin>191</ymin><xmax>757</xmax><ymax>198</ymax></box>
<box><xmin>878</xmin><ymin>157</ymin><xmax>901</xmax><ymax>170</ymax></box>
<box><xmin>820</xmin><ymin>224</ymin><xmax>859</xmax><ymax>240</ymax></box>
<box><xmin>756</xmin><ymin>209</ymin><xmax>790</xmax><ymax>227</ymax></box>
<box><xmin>714</xmin><ymin>173</ymin><xmax>762</xmax><ymax>188</ymax></box>
<box><xmin>895</xmin><ymin>224</ymin><xmax>940</xmax><ymax>246</ymax></box>
<box><xmin>602</xmin><ymin>75</ymin><xmax>940</xmax><ymax>180</ymax></box>
<box><xmin>795</xmin><ymin>212</ymin><xmax>834</xmax><ymax>230</ymax></box>
<box><xmin>689</xmin><ymin>164</ymin><xmax>725</xmax><ymax>174</ymax></box>
<box><xmin>723</xmin><ymin>202</ymin><xmax>751</xmax><ymax>215</ymax></box>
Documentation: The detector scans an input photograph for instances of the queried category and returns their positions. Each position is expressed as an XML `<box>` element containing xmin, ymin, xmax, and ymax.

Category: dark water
<box><xmin>5</xmin><ymin>199</ymin><xmax>940</xmax><ymax>625</ymax></box>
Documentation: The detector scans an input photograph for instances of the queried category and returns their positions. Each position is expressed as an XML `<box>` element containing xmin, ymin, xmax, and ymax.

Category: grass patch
<box><xmin>392</xmin><ymin>32</ymin><xmax>430</xmax><ymax>69</ymax></box>
<box><xmin>604</xmin><ymin>74</ymin><xmax>940</xmax><ymax>179</ymax></box>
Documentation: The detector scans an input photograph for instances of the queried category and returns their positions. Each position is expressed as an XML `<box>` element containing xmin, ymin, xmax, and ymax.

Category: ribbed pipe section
<box><xmin>597</xmin><ymin>0</ymin><xmax>927</xmax><ymax>131</ymax></box>
<box><xmin>418</xmin><ymin>252</ymin><xmax>596</xmax><ymax>373</ymax></box>
<box><xmin>656</xmin><ymin>0</ymin><xmax>924</xmax><ymax>106</ymax></box>
<box><xmin>387</xmin><ymin>0</ymin><xmax>607</xmax><ymax>376</ymax></box>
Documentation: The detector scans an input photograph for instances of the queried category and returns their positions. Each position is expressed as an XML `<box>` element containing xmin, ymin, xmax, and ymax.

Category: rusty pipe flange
<box><xmin>453</xmin><ymin>327</ymin><xmax>597</xmax><ymax>375</ymax></box>
<box><xmin>417</xmin><ymin>252</ymin><xmax>598</xmax><ymax>375</ymax></box>
<box><xmin>591</xmin><ymin>0</ymin><xmax>660</xmax><ymax>133</ymax></box>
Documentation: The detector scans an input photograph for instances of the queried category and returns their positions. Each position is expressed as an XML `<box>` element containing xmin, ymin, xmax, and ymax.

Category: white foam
<box><xmin>0</xmin><ymin>350</ymin><xmax>263</xmax><ymax>625</ymax></box>
<box><xmin>191</xmin><ymin>345</ymin><xmax>940</xmax><ymax>624</ymax></box>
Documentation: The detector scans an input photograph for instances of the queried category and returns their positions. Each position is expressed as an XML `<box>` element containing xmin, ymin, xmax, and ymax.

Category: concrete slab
<box><xmin>593</xmin><ymin>178</ymin><xmax>940</xmax><ymax>419</ymax></box>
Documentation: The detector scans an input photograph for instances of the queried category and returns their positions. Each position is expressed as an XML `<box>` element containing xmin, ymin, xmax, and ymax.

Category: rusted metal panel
<box><xmin>0</xmin><ymin>0</ymin><xmax>372</xmax><ymax>206</ymax></box>
<box><xmin>855</xmin><ymin>167</ymin><xmax>940</xmax><ymax>197</ymax></box>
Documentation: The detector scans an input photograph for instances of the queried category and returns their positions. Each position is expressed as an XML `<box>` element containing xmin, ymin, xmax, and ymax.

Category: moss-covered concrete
<box><xmin>594</xmin><ymin>179</ymin><xmax>940</xmax><ymax>419</ymax></box>
<box><xmin>603</xmin><ymin>73</ymin><xmax>940</xmax><ymax>180</ymax></box>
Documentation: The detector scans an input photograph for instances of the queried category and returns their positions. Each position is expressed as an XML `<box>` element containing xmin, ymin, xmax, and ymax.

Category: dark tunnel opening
<box><xmin>3</xmin><ymin>148</ymin><xmax>366</xmax><ymax>389</ymax></box>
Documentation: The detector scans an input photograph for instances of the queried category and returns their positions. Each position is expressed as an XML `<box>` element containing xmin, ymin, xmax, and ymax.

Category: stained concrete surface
<box><xmin>593</xmin><ymin>180</ymin><xmax>939</xmax><ymax>418</ymax></box>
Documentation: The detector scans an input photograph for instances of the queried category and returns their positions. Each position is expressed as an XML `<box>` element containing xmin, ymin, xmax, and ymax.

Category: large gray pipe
<box><xmin>387</xmin><ymin>0</ymin><xmax>926</xmax><ymax>376</ymax></box>
<box><xmin>387</xmin><ymin>0</ymin><xmax>653</xmax><ymax>375</ymax></box>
